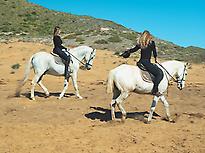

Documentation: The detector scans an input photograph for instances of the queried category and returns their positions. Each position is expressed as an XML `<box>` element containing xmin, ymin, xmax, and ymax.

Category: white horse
<box><xmin>16</xmin><ymin>46</ymin><xmax>96</xmax><ymax>100</ymax></box>
<box><xmin>106</xmin><ymin>60</ymin><xmax>189</xmax><ymax>123</ymax></box>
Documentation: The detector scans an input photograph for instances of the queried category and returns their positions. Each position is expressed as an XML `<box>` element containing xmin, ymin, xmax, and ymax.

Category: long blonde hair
<box><xmin>138</xmin><ymin>30</ymin><xmax>153</xmax><ymax>48</ymax></box>
<box><xmin>53</xmin><ymin>26</ymin><xmax>60</xmax><ymax>36</ymax></box>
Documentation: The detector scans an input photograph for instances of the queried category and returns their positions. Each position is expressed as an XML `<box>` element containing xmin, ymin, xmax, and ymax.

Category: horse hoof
<box><xmin>58</xmin><ymin>97</ymin><xmax>62</xmax><ymax>100</ymax></box>
<box><xmin>15</xmin><ymin>92</ymin><xmax>20</xmax><ymax>97</ymax></box>
<box><xmin>45</xmin><ymin>95</ymin><xmax>49</xmax><ymax>98</ymax></box>
<box><xmin>145</xmin><ymin>120</ymin><xmax>151</xmax><ymax>124</ymax></box>
<box><xmin>30</xmin><ymin>97</ymin><xmax>35</xmax><ymax>101</ymax></box>
<box><xmin>45</xmin><ymin>93</ymin><xmax>50</xmax><ymax>98</ymax></box>
<box><xmin>169</xmin><ymin>118</ymin><xmax>175</xmax><ymax>123</ymax></box>
<box><xmin>77</xmin><ymin>96</ymin><xmax>83</xmax><ymax>99</ymax></box>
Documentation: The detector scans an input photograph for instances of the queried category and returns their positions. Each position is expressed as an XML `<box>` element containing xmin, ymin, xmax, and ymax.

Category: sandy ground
<box><xmin>0</xmin><ymin>42</ymin><xmax>205</xmax><ymax>153</ymax></box>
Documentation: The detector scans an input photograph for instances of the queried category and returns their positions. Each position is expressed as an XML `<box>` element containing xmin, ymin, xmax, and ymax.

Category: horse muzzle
<box><xmin>86</xmin><ymin>67</ymin><xmax>91</xmax><ymax>70</ymax></box>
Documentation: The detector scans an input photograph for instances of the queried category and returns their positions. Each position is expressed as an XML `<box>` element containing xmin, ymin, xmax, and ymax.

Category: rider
<box><xmin>53</xmin><ymin>26</ymin><xmax>71</xmax><ymax>79</ymax></box>
<box><xmin>121</xmin><ymin>30</ymin><xmax>163</xmax><ymax>96</ymax></box>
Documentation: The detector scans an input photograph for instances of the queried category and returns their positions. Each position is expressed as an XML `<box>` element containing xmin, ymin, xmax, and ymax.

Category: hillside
<box><xmin>0</xmin><ymin>0</ymin><xmax>204</xmax><ymax>63</ymax></box>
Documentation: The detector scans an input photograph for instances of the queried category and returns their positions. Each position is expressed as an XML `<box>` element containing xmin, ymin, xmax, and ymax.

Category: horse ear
<box><xmin>186</xmin><ymin>62</ymin><xmax>192</xmax><ymax>69</ymax></box>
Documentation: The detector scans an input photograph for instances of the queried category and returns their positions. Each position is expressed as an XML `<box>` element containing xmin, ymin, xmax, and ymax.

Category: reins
<box><xmin>156</xmin><ymin>61</ymin><xmax>178</xmax><ymax>82</ymax></box>
<box><xmin>66</xmin><ymin>49</ymin><xmax>95</xmax><ymax>67</ymax></box>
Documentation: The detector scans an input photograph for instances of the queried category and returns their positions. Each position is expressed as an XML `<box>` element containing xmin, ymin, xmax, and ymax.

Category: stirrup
<box><xmin>152</xmin><ymin>91</ymin><xmax>162</xmax><ymax>97</ymax></box>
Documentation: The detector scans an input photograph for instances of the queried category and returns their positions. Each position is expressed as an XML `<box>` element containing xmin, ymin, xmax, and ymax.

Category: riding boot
<box><xmin>151</xmin><ymin>83</ymin><xmax>162</xmax><ymax>97</ymax></box>
<box><xmin>64</xmin><ymin>61</ymin><xmax>70</xmax><ymax>79</ymax></box>
<box><xmin>64</xmin><ymin>55</ymin><xmax>71</xmax><ymax>79</ymax></box>
<box><xmin>151</xmin><ymin>84</ymin><xmax>161</xmax><ymax>96</ymax></box>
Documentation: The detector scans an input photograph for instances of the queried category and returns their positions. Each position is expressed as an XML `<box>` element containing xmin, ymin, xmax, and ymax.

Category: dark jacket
<box><xmin>128</xmin><ymin>41</ymin><xmax>157</xmax><ymax>61</ymax></box>
<box><xmin>53</xmin><ymin>35</ymin><xmax>67</xmax><ymax>53</ymax></box>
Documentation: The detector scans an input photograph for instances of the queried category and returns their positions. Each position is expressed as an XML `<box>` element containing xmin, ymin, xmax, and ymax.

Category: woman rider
<box><xmin>53</xmin><ymin>26</ymin><xmax>71</xmax><ymax>79</ymax></box>
<box><xmin>121</xmin><ymin>30</ymin><xmax>163</xmax><ymax>96</ymax></box>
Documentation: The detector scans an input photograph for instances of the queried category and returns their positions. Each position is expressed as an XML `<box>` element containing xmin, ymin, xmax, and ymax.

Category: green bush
<box><xmin>94</xmin><ymin>39</ymin><xmax>108</xmax><ymax>44</ymax></box>
<box><xmin>76</xmin><ymin>37</ymin><xmax>85</xmax><ymax>42</ymax></box>
<box><xmin>108</xmin><ymin>35</ymin><xmax>122</xmax><ymax>43</ymax></box>
<box><xmin>11</xmin><ymin>63</ymin><xmax>20</xmax><ymax>69</ymax></box>
<box><xmin>120</xmin><ymin>32</ymin><xmax>137</xmax><ymax>41</ymax></box>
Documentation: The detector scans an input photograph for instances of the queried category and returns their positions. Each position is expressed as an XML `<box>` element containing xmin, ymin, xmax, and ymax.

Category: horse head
<box><xmin>85</xmin><ymin>48</ymin><xmax>96</xmax><ymax>70</ymax></box>
<box><xmin>176</xmin><ymin>62</ymin><xmax>189</xmax><ymax>90</ymax></box>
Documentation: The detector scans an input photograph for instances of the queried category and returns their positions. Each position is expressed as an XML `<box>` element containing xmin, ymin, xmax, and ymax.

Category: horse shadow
<box><xmin>21</xmin><ymin>91</ymin><xmax>75</xmax><ymax>100</ymax></box>
<box><xmin>85</xmin><ymin>106</ymin><xmax>160</xmax><ymax>123</ymax></box>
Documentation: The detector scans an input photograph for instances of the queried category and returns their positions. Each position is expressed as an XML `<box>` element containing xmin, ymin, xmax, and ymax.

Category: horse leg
<box><xmin>147</xmin><ymin>96</ymin><xmax>160</xmax><ymax>123</ymax></box>
<box><xmin>38</xmin><ymin>81</ymin><xmax>49</xmax><ymax>97</ymax></box>
<box><xmin>59</xmin><ymin>79</ymin><xmax>69</xmax><ymax>99</ymax></box>
<box><xmin>71</xmin><ymin>72</ymin><xmax>83</xmax><ymax>99</ymax></box>
<box><xmin>160</xmin><ymin>95</ymin><xmax>172</xmax><ymax>122</ymax></box>
<box><xmin>110</xmin><ymin>87</ymin><xmax>121</xmax><ymax>121</ymax></box>
<box><xmin>110</xmin><ymin>100</ymin><xmax>117</xmax><ymax>120</ymax></box>
<box><xmin>30</xmin><ymin>73</ymin><xmax>42</xmax><ymax>100</ymax></box>
<box><xmin>116</xmin><ymin>91</ymin><xmax>129</xmax><ymax>122</ymax></box>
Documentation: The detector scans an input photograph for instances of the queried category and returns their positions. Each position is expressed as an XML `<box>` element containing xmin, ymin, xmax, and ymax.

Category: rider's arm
<box><xmin>127</xmin><ymin>44</ymin><xmax>140</xmax><ymax>53</ymax></box>
<box><xmin>152</xmin><ymin>41</ymin><xmax>158</xmax><ymax>63</ymax></box>
<box><xmin>121</xmin><ymin>44</ymin><xmax>140</xmax><ymax>58</ymax></box>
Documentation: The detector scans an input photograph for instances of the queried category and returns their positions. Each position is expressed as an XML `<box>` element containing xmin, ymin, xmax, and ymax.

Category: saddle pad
<box><xmin>140</xmin><ymin>70</ymin><xmax>154</xmax><ymax>83</ymax></box>
<box><xmin>50</xmin><ymin>52</ymin><xmax>64</xmax><ymax>65</ymax></box>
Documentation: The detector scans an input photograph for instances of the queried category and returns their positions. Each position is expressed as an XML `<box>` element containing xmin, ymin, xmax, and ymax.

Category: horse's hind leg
<box><xmin>30</xmin><ymin>72</ymin><xmax>44</xmax><ymax>100</ymax></box>
<box><xmin>38</xmin><ymin>81</ymin><xmax>49</xmax><ymax>97</ymax></box>
<box><xmin>116</xmin><ymin>91</ymin><xmax>129</xmax><ymax>122</ymax></box>
<box><xmin>110</xmin><ymin>100</ymin><xmax>117</xmax><ymax>120</ymax></box>
<box><xmin>160</xmin><ymin>96</ymin><xmax>172</xmax><ymax>122</ymax></box>
<box><xmin>147</xmin><ymin>96</ymin><xmax>160</xmax><ymax>123</ymax></box>
<box><xmin>110</xmin><ymin>87</ymin><xmax>121</xmax><ymax>121</ymax></box>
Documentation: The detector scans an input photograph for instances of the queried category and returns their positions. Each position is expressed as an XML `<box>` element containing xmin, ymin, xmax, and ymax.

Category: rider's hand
<box><xmin>155</xmin><ymin>58</ymin><xmax>158</xmax><ymax>63</ymax></box>
<box><xmin>120</xmin><ymin>51</ymin><xmax>130</xmax><ymax>58</ymax></box>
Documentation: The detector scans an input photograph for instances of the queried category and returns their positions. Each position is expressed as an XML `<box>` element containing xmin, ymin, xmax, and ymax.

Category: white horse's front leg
<box><xmin>147</xmin><ymin>96</ymin><xmax>160</xmax><ymax>123</ymax></box>
<box><xmin>71</xmin><ymin>72</ymin><xmax>83</xmax><ymax>99</ymax></box>
<box><xmin>160</xmin><ymin>95</ymin><xmax>172</xmax><ymax>122</ymax></box>
<box><xmin>59</xmin><ymin>79</ymin><xmax>69</xmax><ymax>99</ymax></box>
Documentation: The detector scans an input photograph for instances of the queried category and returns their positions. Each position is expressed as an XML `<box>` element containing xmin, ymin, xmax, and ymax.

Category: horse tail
<box><xmin>106</xmin><ymin>70</ymin><xmax>114</xmax><ymax>94</ymax></box>
<box><xmin>15</xmin><ymin>55</ymin><xmax>34</xmax><ymax>97</ymax></box>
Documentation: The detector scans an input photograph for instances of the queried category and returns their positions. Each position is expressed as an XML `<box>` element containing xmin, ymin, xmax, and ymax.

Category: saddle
<box><xmin>137</xmin><ymin>62</ymin><xmax>155</xmax><ymax>83</ymax></box>
<box><xmin>50</xmin><ymin>52</ymin><xmax>65</xmax><ymax>66</ymax></box>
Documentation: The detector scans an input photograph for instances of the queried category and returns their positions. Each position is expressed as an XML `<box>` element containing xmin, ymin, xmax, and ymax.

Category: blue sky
<box><xmin>29</xmin><ymin>0</ymin><xmax>205</xmax><ymax>48</ymax></box>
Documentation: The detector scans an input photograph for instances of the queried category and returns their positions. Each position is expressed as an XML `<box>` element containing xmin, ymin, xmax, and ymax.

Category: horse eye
<box><xmin>185</xmin><ymin>73</ymin><xmax>187</xmax><ymax>76</ymax></box>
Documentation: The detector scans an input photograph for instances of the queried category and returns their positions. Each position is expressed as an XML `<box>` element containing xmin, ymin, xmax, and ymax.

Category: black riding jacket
<box><xmin>53</xmin><ymin>35</ymin><xmax>67</xmax><ymax>53</ymax></box>
<box><xmin>128</xmin><ymin>41</ymin><xmax>157</xmax><ymax>61</ymax></box>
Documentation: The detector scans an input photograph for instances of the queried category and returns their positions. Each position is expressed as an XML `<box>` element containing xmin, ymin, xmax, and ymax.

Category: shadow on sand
<box><xmin>85</xmin><ymin>106</ymin><xmax>160</xmax><ymax>123</ymax></box>
<box><xmin>20</xmin><ymin>91</ymin><xmax>75</xmax><ymax>100</ymax></box>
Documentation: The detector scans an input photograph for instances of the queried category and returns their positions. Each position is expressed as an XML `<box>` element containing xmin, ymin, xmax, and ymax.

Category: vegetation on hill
<box><xmin>0</xmin><ymin>0</ymin><xmax>204</xmax><ymax>63</ymax></box>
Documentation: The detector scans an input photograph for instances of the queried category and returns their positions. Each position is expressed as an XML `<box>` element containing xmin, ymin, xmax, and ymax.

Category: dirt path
<box><xmin>0</xmin><ymin>42</ymin><xmax>204</xmax><ymax>153</ymax></box>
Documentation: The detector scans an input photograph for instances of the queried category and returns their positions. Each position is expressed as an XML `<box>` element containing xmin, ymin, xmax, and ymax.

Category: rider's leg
<box><xmin>57</xmin><ymin>50</ymin><xmax>71</xmax><ymax>79</ymax></box>
<box><xmin>153</xmin><ymin>65</ymin><xmax>163</xmax><ymax>93</ymax></box>
<box><xmin>141</xmin><ymin>60</ymin><xmax>163</xmax><ymax>95</ymax></box>
<box><xmin>64</xmin><ymin>55</ymin><xmax>71</xmax><ymax>79</ymax></box>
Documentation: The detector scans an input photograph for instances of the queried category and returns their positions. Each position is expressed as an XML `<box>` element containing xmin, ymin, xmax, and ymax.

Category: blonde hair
<box><xmin>138</xmin><ymin>30</ymin><xmax>153</xmax><ymax>48</ymax></box>
<box><xmin>53</xmin><ymin>26</ymin><xmax>60</xmax><ymax>36</ymax></box>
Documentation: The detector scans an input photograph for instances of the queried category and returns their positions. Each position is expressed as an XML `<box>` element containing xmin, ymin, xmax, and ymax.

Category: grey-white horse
<box><xmin>16</xmin><ymin>46</ymin><xmax>96</xmax><ymax>100</ymax></box>
<box><xmin>107</xmin><ymin>60</ymin><xmax>189</xmax><ymax>123</ymax></box>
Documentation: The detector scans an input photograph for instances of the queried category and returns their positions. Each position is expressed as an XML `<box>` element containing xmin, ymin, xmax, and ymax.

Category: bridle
<box><xmin>85</xmin><ymin>49</ymin><xmax>96</xmax><ymax>67</ymax></box>
<box><xmin>176</xmin><ymin>64</ymin><xmax>187</xmax><ymax>89</ymax></box>
<box><xmin>68</xmin><ymin>49</ymin><xmax>95</xmax><ymax>67</ymax></box>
